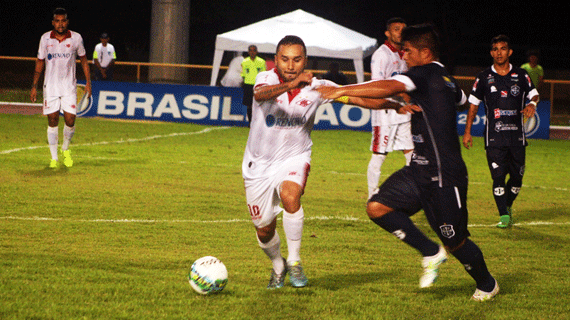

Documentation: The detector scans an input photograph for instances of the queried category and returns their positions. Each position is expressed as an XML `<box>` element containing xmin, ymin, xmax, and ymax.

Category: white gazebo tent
<box><xmin>210</xmin><ymin>9</ymin><xmax>378</xmax><ymax>86</ymax></box>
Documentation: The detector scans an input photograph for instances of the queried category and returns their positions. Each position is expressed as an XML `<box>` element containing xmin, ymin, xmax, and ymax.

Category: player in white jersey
<box><xmin>30</xmin><ymin>8</ymin><xmax>91</xmax><ymax>169</ymax></box>
<box><xmin>242</xmin><ymin>35</ymin><xmax>341</xmax><ymax>289</ymax></box>
<box><xmin>368</xmin><ymin>17</ymin><xmax>414</xmax><ymax>198</ymax></box>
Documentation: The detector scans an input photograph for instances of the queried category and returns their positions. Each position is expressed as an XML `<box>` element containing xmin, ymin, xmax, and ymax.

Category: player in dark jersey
<box><xmin>317</xmin><ymin>24</ymin><xmax>499</xmax><ymax>301</ymax></box>
<box><xmin>463</xmin><ymin>35</ymin><xmax>539</xmax><ymax>228</ymax></box>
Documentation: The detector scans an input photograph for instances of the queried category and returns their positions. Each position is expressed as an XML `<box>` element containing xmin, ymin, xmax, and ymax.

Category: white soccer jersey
<box><xmin>242</xmin><ymin>69</ymin><xmax>336</xmax><ymax>179</ymax></box>
<box><xmin>93</xmin><ymin>43</ymin><xmax>116</xmax><ymax>68</ymax></box>
<box><xmin>370</xmin><ymin>42</ymin><xmax>410</xmax><ymax>126</ymax></box>
<box><xmin>37</xmin><ymin>30</ymin><xmax>86</xmax><ymax>98</ymax></box>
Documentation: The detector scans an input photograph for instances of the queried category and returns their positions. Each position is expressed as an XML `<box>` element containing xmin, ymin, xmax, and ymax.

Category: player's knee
<box><xmin>256</xmin><ymin>225</ymin><xmax>276</xmax><ymax>244</ymax></box>
<box><xmin>367</xmin><ymin>201</ymin><xmax>392</xmax><ymax>219</ymax></box>
<box><xmin>280</xmin><ymin>183</ymin><xmax>302</xmax><ymax>213</ymax></box>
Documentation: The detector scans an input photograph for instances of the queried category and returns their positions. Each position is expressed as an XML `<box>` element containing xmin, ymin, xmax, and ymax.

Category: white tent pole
<box><xmin>353</xmin><ymin>58</ymin><xmax>365</xmax><ymax>83</ymax></box>
<box><xmin>210</xmin><ymin>48</ymin><xmax>225</xmax><ymax>86</ymax></box>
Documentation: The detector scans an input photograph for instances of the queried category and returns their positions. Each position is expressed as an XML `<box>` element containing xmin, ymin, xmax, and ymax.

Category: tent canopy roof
<box><xmin>211</xmin><ymin>9</ymin><xmax>378</xmax><ymax>85</ymax></box>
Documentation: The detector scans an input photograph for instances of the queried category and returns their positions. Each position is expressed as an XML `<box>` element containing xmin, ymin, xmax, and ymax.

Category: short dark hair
<box><xmin>248</xmin><ymin>45</ymin><xmax>257</xmax><ymax>51</ymax></box>
<box><xmin>386</xmin><ymin>17</ymin><xmax>406</xmax><ymax>30</ymax></box>
<box><xmin>401</xmin><ymin>24</ymin><xmax>440</xmax><ymax>59</ymax></box>
<box><xmin>276</xmin><ymin>35</ymin><xmax>306</xmax><ymax>56</ymax></box>
<box><xmin>53</xmin><ymin>7</ymin><xmax>67</xmax><ymax>19</ymax></box>
<box><xmin>526</xmin><ymin>48</ymin><xmax>540</xmax><ymax>59</ymax></box>
<box><xmin>491</xmin><ymin>35</ymin><xmax>511</xmax><ymax>49</ymax></box>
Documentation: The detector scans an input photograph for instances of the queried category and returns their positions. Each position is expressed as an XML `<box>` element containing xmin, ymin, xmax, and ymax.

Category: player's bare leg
<box><xmin>280</xmin><ymin>181</ymin><xmax>308</xmax><ymax>287</ymax></box>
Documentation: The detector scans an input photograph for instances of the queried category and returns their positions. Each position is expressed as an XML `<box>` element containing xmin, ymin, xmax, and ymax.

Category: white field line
<box><xmin>327</xmin><ymin>171</ymin><xmax>568</xmax><ymax>192</ymax></box>
<box><xmin>1</xmin><ymin>215</ymin><xmax>569</xmax><ymax>228</ymax></box>
<box><xmin>0</xmin><ymin>126</ymin><xmax>231</xmax><ymax>155</ymax></box>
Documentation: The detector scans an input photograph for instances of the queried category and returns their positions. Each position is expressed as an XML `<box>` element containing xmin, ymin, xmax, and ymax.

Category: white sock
<box><xmin>47</xmin><ymin>126</ymin><xmax>59</xmax><ymax>160</ymax></box>
<box><xmin>257</xmin><ymin>232</ymin><xmax>285</xmax><ymax>273</ymax></box>
<box><xmin>367</xmin><ymin>153</ymin><xmax>386</xmax><ymax>198</ymax></box>
<box><xmin>404</xmin><ymin>150</ymin><xmax>413</xmax><ymax>166</ymax></box>
<box><xmin>283</xmin><ymin>206</ymin><xmax>304</xmax><ymax>263</ymax></box>
<box><xmin>62</xmin><ymin>125</ymin><xmax>75</xmax><ymax>151</ymax></box>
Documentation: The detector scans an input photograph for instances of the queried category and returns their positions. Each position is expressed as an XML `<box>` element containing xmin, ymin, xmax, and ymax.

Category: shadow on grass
<box><xmin>311</xmin><ymin>270</ymin><xmax>400</xmax><ymax>291</ymax></box>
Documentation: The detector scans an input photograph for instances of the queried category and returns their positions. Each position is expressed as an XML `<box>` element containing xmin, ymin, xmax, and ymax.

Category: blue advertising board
<box><xmin>77</xmin><ymin>81</ymin><xmax>373</xmax><ymax>131</ymax></box>
<box><xmin>77</xmin><ymin>81</ymin><xmax>549</xmax><ymax>138</ymax></box>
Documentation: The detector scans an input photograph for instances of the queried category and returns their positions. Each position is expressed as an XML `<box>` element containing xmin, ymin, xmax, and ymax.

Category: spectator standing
<box><xmin>93</xmin><ymin>33</ymin><xmax>116</xmax><ymax>81</ymax></box>
<box><xmin>322</xmin><ymin>62</ymin><xmax>348</xmax><ymax>85</ymax></box>
<box><xmin>241</xmin><ymin>45</ymin><xmax>266</xmax><ymax>123</ymax></box>
<box><xmin>520</xmin><ymin>49</ymin><xmax>544</xmax><ymax>91</ymax></box>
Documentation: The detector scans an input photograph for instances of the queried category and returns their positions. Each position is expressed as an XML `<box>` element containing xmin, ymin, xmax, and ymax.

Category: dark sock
<box><xmin>451</xmin><ymin>239</ymin><xmax>495</xmax><ymax>291</ymax></box>
<box><xmin>506</xmin><ymin>179</ymin><xmax>522</xmax><ymax>208</ymax></box>
<box><xmin>492</xmin><ymin>178</ymin><xmax>508</xmax><ymax>216</ymax></box>
<box><xmin>371</xmin><ymin>211</ymin><xmax>439</xmax><ymax>257</ymax></box>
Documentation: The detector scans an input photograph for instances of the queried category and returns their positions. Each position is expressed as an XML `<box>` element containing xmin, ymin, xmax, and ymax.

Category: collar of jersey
<box><xmin>50</xmin><ymin>30</ymin><xmax>72</xmax><ymax>42</ymax></box>
<box><xmin>491</xmin><ymin>63</ymin><xmax>513</xmax><ymax>74</ymax></box>
<box><xmin>273</xmin><ymin>69</ymin><xmax>301</xmax><ymax>102</ymax></box>
<box><xmin>384</xmin><ymin>40</ymin><xmax>404</xmax><ymax>58</ymax></box>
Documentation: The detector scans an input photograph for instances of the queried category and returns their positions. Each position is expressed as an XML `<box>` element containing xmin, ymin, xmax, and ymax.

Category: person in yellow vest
<box><xmin>241</xmin><ymin>45</ymin><xmax>266</xmax><ymax>123</ymax></box>
<box><xmin>520</xmin><ymin>49</ymin><xmax>544</xmax><ymax>92</ymax></box>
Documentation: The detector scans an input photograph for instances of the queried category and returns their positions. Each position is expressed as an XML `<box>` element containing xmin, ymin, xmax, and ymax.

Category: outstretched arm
<box><xmin>336</xmin><ymin>95</ymin><xmax>421</xmax><ymax>114</ymax></box>
<box><xmin>316</xmin><ymin>79</ymin><xmax>407</xmax><ymax>100</ymax></box>
<box><xmin>254</xmin><ymin>72</ymin><xmax>313</xmax><ymax>102</ymax></box>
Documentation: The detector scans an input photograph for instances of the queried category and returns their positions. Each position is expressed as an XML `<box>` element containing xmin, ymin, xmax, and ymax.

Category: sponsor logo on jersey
<box><xmin>265</xmin><ymin>114</ymin><xmax>307</xmax><ymax>128</ymax></box>
<box><xmin>494</xmin><ymin>121</ymin><xmax>518</xmax><ymax>132</ymax></box>
<box><xmin>47</xmin><ymin>52</ymin><xmax>72</xmax><ymax>60</ymax></box>
<box><xmin>501</xmin><ymin>90</ymin><xmax>508</xmax><ymax>98</ymax></box>
<box><xmin>511</xmin><ymin>84</ymin><xmax>520</xmax><ymax>97</ymax></box>
<box><xmin>495</xmin><ymin>109</ymin><xmax>517</xmax><ymax>118</ymax></box>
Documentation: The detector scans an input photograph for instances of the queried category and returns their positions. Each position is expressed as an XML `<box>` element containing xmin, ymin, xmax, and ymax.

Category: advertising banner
<box><xmin>77</xmin><ymin>81</ymin><xmax>549</xmax><ymax>138</ymax></box>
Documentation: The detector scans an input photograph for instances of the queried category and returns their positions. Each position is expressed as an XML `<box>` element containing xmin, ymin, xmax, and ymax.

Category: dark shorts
<box><xmin>369</xmin><ymin>166</ymin><xmax>422</xmax><ymax>216</ymax></box>
<box><xmin>370</xmin><ymin>166</ymin><xmax>470</xmax><ymax>248</ymax></box>
<box><xmin>486</xmin><ymin>146</ymin><xmax>526</xmax><ymax>179</ymax></box>
<box><xmin>419</xmin><ymin>182</ymin><xmax>470</xmax><ymax>248</ymax></box>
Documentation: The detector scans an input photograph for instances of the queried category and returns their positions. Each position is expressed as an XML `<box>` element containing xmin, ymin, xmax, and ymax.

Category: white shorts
<box><xmin>370</xmin><ymin>121</ymin><xmax>413</xmax><ymax>154</ymax></box>
<box><xmin>43</xmin><ymin>94</ymin><xmax>78</xmax><ymax>115</ymax></box>
<box><xmin>243</xmin><ymin>153</ymin><xmax>311</xmax><ymax>228</ymax></box>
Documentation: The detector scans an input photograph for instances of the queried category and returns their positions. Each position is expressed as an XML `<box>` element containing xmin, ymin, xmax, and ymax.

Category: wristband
<box><xmin>335</xmin><ymin>96</ymin><xmax>349</xmax><ymax>104</ymax></box>
<box><xmin>529</xmin><ymin>101</ymin><xmax>537</xmax><ymax>109</ymax></box>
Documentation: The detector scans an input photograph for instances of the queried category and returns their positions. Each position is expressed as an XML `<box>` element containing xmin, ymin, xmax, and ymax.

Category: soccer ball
<box><xmin>188</xmin><ymin>256</ymin><xmax>228</xmax><ymax>295</ymax></box>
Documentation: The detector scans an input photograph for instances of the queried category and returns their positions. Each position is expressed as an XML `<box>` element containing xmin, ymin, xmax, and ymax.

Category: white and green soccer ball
<box><xmin>189</xmin><ymin>256</ymin><xmax>228</xmax><ymax>295</ymax></box>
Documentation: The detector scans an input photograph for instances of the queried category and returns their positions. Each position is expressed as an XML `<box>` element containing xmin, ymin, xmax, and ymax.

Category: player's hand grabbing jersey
<box><xmin>242</xmin><ymin>69</ymin><xmax>336</xmax><ymax>179</ymax></box>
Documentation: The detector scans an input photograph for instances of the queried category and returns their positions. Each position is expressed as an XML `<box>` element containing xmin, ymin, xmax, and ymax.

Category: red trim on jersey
<box><xmin>273</xmin><ymin>69</ymin><xmax>301</xmax><ymax>102</ymax></box>
<box><xmin>384</xmin><ymin>40</ymin><xmax>404</xmax><ymax>59</ymax></box>
<box><xmin>50</xmin><ymin>30</ymin><xmax>72</xmax><ymax>42</ymax></box>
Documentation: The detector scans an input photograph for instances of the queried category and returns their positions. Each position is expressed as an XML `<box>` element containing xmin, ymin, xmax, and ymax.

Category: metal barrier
<box><xmin>1</xmin><ymin>55</ymin><xmax>568</xmax><ymax>124</ymax></box>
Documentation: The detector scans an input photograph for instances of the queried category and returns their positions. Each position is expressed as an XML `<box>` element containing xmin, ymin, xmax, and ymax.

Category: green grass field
<box><xmin>1</xmin><ymin>113</ymin><xmax>569</xmax><ymax>319</ymax></box>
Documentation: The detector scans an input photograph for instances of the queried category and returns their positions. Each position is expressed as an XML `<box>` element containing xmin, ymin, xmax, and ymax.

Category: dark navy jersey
<box><xmin>393</xmin><ymin>62</ymin><xmax>467</xmax><ymax>187</ymax></box>
<box><xmin>469</xmin><ymin>65</ymin><xmax>538</xmax><ymax>147</ymax></box>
